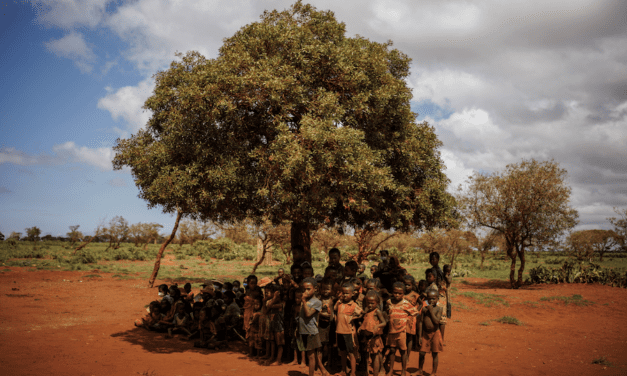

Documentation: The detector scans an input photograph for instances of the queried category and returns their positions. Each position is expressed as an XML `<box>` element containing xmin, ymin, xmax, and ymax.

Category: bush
<box><xmin>527</xmin><ymin>261</ymin><xmax>627</xmax><ymax>287</ymax></box>
<box><xmin>194</xmin><ymin>239</ymin><xmax>256</xmax><ymax>261</ymax></box>
<box><xmin>72</xmin><ymin>250</ymin><xmax>99</xmax><ymax>264</ymax></box>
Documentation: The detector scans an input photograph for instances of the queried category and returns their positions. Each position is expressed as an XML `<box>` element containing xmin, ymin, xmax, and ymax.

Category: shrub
<box><xmin>527</xmin><ymin>261</ymin><xmax>627</xmax><ymax>287</ymax></box>
<box><xmin>194</xmin><ymin>239</ymin><xmax>256</xmax><ymax>261</ymax></box>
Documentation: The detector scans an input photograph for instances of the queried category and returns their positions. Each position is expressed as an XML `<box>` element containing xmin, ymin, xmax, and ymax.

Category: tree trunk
<box><xmin>516</xmin><ymin>249</ymin><xmax>525</xmax><ymax>288</ymax></box>
<box><xmin>74</xmin><ymin>236</ymin><xmax>95</xmax><ymax>253</ymax></box>
<box><xmin>480</xmin><ymin>252</ymin><xmax>485</xmax><ymax>270</ymax></box>
<box><xmin>142</xmin><ymin>236</ymin><xmax>155</xmax><ymax>250</ymax></box>
<box><xmin>291</xmin><ymin>222</ymin><xmax>311</xmax><ymax>263</ymax></box>
<box><xmin>148</xmin><ymin>211</ymin><xmax>182</xmax><ymax>288</ymax></box>
<box><xmin>509</xmin><ymin>251</ymin><xmax>517</xmax><ymax>289</ymax></box>
<box><xmin>252</xmin><ymin>238</ymin><xmax>272</xmax><ymax>274</ymax></box>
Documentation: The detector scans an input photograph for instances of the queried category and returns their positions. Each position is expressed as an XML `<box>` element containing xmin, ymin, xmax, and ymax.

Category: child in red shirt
<box><xmin>358</xmin><ymin>290</ymin><xmax>387</xmax><ymax>376</ymax></box>
<box><xmin>334</xmin><ymin>282</ymin><xmax>364</xmax><ymax>376</ymax></box>
<box><xmin>386</xmin><ymin>282</ymin><xmax>418</xmax><ymax>376</ymax></box>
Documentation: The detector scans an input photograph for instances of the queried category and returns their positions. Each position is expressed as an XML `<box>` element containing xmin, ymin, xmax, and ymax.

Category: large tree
<box><xmin>458</xmin><ymin>159</ymin><xmax>579</xmax><ymax>288</ymax></box>
<box><xmin>113</xmin><ymin>2</ymin><xmax>454</xmax><ymax>262</ymax></box>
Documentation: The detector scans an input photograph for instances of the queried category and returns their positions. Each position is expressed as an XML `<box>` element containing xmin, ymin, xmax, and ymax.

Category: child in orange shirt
<box><xmin>386</xmin><ymin>282</ymin><xmax>419</xmax><ymax>376</ymax></box>
<box><xmin>358</xmin><ymin>290</ymin><xmax>387</xmax><ymax>376</ymax></box>
<box><xmin>334</xmin><ymin>282</ymin><xmax>364</xmax><ymax>376</ymax></box>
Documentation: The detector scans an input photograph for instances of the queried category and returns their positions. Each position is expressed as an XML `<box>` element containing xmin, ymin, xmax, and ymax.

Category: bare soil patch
<box><xmin>0</xmin><ymin>270</ymin><xmax>625</xmax><ymax>376</ymax></box>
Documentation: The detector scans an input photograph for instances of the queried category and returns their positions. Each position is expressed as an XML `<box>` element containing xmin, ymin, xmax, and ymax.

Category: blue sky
<box><xmin>1</xmin><ymin>0</ymin><xmax>626</xmax><ymax>237</ymax></box>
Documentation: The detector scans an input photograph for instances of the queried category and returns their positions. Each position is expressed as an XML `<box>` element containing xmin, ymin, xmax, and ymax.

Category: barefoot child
<box><xmin>289</xmin><ymin>288</ymin><xmax>307</xmax><ymax>368</ymax></box>
<box><xmin>358</xmin><ymin>290</ymin><xmax>387</xmax><ymax>376</ymax></box>
<box><xmin>298</xmin><ymin>277</ymin><xmax>330</xmax><ymax>376</ymax></box>
<box><xmin>403</xmin><ymin>275</ymin><xmax>419</xmax><ymax>364</ymax></box>
<box><xmin>417</xmin><ymin>290</ymin><xmax>443</xmax><ymax>376</ymax></box>
<box><xmin>334</xmin><ymin>282</ymin><xmax>364</xmax><ymax>376</ymax></box>
<box><xmin>386</xmin><ymin>282</ymin><xmax>419</xmax><ymax>376</ymax></box>
<box><xmin>247</xmin><ymin>297</ymin><xmax>263</xmax><ymax>358</ymax></box>
<box><xmin>267</xmin><ymin>287</ymin><xmax>286</xmax><ymax>365</ymax></box>
<box><xmin>318</xmin><ymin>278</ymin><xmax>335</xmax><ymax>369</ymax></box>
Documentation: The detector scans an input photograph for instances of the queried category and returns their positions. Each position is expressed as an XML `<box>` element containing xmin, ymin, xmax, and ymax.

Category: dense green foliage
<box><xmin>528</xmin><ymin>261</ymin><xmax>627</xmax><ymax>287</ymax></box>
<box><xmin>112</xmin><ymin>2</ymin><xmax>455</xmax><ymax>260</ymax></box>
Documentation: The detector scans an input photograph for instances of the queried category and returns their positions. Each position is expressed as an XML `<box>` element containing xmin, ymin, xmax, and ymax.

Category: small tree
<box><xmin>0</xmin><ymin>231</ymin><xmax>4</xmax><ymax>241</ymax></box>
<box><xmin>67</xmin><ymin>225</ymin><xmax>82</xmax><ymax>246</ymax></box>
<box><xmin>352</xmin><ymin>224</ymin><xmax>398</xmax><ymax>264</ymax></box>
<box><xmin>608</xmin><ymin>207</ymin><xmax>627</xmax><ymax>252</ymax></box>
<box><xmin>106</xmin><ymin>216</ymin><xmax>129</xmax><ymax>249</ymax></box>
<box><xmin>458</xmin><ymin>159</ymin><xmax>579</xmax><ymax>288</ymax></box>
<box><xmin>25</xmin><ymin>226</ymin><xmax>41</xmax><ymax>243</ymax></box>
<box><xmin>475</xmin><ymin>230</ymin><xmax>501</xmax><ymax>269</ymax></box>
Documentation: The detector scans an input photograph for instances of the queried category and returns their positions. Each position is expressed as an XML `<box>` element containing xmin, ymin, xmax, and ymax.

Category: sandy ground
<box><xmin>0</xmin><ymin>267</ymin><xmax>626</xmax><ymax>376</ymax></box>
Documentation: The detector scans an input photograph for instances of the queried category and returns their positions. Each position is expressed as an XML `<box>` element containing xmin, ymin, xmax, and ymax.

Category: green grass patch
<box><xmin>458</xmin><ymin>291</ymin><xmax>510</xmax><ymax>307</ymax></box>
<box><xmin>591</xmin><ymin>356</ymin><xmax>612</xmax><ymax>366</ymax></box>
<box><xmin>540</xmin><ymin>294</ymin><xmax>594</xmax><ymax>306</ymax></box>
<box><xmin>451</xmin><ymin>301</ymin><xmax>474</xmax><ymax>311</ymax></box>
<box><xmin>479</xmin><ymin>321</ymin><xmax>491</xmax><ymax>326</ymax></box>
<box><xmin>495</xmin><ymin>316</ymin><xmax>524</xmax><ymax>326</ymax></box>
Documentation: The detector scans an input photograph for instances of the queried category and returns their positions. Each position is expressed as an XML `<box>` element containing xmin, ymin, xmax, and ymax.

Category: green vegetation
<box><xmin>528</xmin><ymin>261</ymin><xmax>627</xmax><ymax>287</ymax></box>
<box><xmin>495</xmin><ymin>316</ymin><xmax>524</xmax><ymax>325</ymax></box>
<box><xmin>540</xmin><ymin>294</ymin><xmax>594</xmax><ymax>306</ymax></box>
<box><xmin>458</xmin><ymin>291</ymin><xmax>509</xmax><ymax>307</ymax></box>
<box><xmin>479</xmin><ymin>321</ymin><xmax>491</xmax><ymax>326</ymax></box>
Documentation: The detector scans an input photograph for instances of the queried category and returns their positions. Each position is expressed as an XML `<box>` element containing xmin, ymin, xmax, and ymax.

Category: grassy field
<box><xmin>1</xmin><ymin>240</ymin><xmax>626</xmax><ymax>287</ymax></box>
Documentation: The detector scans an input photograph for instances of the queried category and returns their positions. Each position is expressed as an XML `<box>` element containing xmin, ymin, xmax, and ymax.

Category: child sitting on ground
<box><xmin>386</xmin><ymin>281</ymin><xmax>419</xmax><ymax>376</ymax></box>
<box><xmin>358</xmin><ymin>290</ymin><xmax>387</xmax><ymax>376</ymax></box>
<box><xmin>135</xmin><ymin>301</ymin><xmax>164</xmax><ymax>331</ymax></box>
<box><xmin>167</xmin><ymin>301</ymin><xmax>193</xmax><ymax>338</ymax></box>
<box><xmin>417</xmin><ymin>290</ymin><xmax>443</xmax><ymax>376</ymax></box>
<box><xmin>334</xmin><ymin>282</ymin><xmax>364</xmax><ymax>376</ymax></box>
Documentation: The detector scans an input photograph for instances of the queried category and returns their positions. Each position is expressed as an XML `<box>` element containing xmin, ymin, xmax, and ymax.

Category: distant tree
<box><xmin>475</xmin><ymin>230</ymin><xmax>501</xmax><ymax>269</ymax></box>
<box><xmin>0</xmin><ymin>231</ymin><xmax>4</xmax><ymax>241</ymax></box>
<box><xmin>67</xmin><ymin>225</ymin><xmax>82</xmax><ymax>246</ymax></box>
<box><xmin>106</xmin><ymin>216</ymin><xmax>129</xmax><ymax>249</ymax></box>
<box><xmin>41</xmin><ymin>234</ymin><xmax>53</xmax><ymax>241</ymax></box>
<box><xmin>311</xmin><ymin>227</ymin><xmax>346</xmax><ymax>257</ymax></box>
<box><xmin>176</xmin><ymin>220</ymin><xmax>217</xmax><ymax>246</ymax></box>
<box><xmin>112</xmin><ymin>2</ymin><xmax>455</xmax><ymax>264</ymax></box>
<box><xmin>608</xmin><ymin>207</ymin><xmax>627</xmax><ymax>252</ymax></box>
<box><xmin>351</xmin><ymin>224</ymin><xmax>399</xmax><ymax>264</ymax></box>
<box><xmin>249</xmin><ymin>219</ymin><xmax>291</xmax><ymax>273</ymax></box>
<box><xmin>569</xmin><ymin>229</ymin><xmax>619</xmax><ymax>261</ymax></box>
<box><xmin>25</xmin><ymin>226</ymin><xmax>42</xmax><ymax>243</ymax></box>
<box><xmin>9</xmin><ymin>232</ymin><xmax>22</xmax><ymax>240</ymax></box>
<box><xmin>458</xmin><ymin>159</ymin><xmax>579</xmax><ymax>289</ymax></box>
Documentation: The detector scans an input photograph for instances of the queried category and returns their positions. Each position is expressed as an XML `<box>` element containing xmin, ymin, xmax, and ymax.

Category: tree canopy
<box><xmin>458</xmin><ymin>159</ymin><xmax>579</xmax><ymax>288</ymax></box>
<box><xmin>113</xmin><ymin>1</ymin><xmax>454</xmax><ymax>261</ymax></box>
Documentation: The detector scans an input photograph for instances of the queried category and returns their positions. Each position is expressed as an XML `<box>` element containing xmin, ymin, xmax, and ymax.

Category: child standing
<box><xmin>247</xmin><ymin>297</ymin><xmax>263</xmax><ymax>358</ymax></box>
<box><xmin>334</xmin><ymin>282</ymin><xmax>364</xmax><ymax>376</ymax></box>
<box><xmin>386</xmin><ymin>282</ymin><xmax>419</xmax><ymax>376</ymax></box>
<box><xmin>289</xmin><ymin>288</ymin><xmax>306</xmax><ymax>367</ymax></box>
<box><xmin>298</xmin><ymin>277</ymin><xmax>330</xmax><ymax>376</ymax></box>
<box><xmin>243</xmin><ymin>275</ymin><xmax>260</xmax><ymax>335</ymax></box>
<box><xmin>358</xmin><ymin>290</ymin><xmax>387</xmax><ymax>376</ymax></box>
<box><xmin>318</xmin><ymin>278</ymin><xmax>335</xmax><ymax>369</ymax></box>
<box><xmin>267</xmin><ymin>287</ymin><xmax>286</xmax><ymax>365</ymax></box>
<box><xmin>417</xmin><ymin>290</ymin><xmax>443</xmax><ymax>376</ymax></box>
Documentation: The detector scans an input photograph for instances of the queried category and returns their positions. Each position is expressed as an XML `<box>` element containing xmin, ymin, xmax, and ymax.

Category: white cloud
<box><xmin>52</xmin><ymin>142</ymin><xmax>114</xmax><ymax>171</ymax></box>
<box><xmin>45</xmin><ymin>31</ymin><xmax>97</xmax><ymax>73</ymax></box>
<box><xmin>97</xmin><ymin>78</ymin><xmax>154</xmax><ymax>135</ymax></box>
<box><xmin>31</xmin><ymin>0</ymin><xmax>112</xmax><ymax>29</ymax></box>
<box><xmin>0</xmin><ymin>144</ymin><xmax>114</xmax><ymax>172</ymax></box>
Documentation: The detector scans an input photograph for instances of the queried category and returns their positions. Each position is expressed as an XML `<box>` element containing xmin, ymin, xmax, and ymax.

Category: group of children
<box><xmin>135</xmin><ymin>248</ymin><xmax>452</xmax><ymax>376</ymax></box>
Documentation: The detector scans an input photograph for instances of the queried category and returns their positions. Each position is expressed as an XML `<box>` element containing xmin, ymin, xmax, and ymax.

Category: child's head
<box><xmin>263</xmin><ymin>284</ymin><xmax>274</xmax><ymax>299</ymax></box>
<box><xmin>328</xmin><ymin>248</ymin><xmax>341</xmax><ymax>266</ymax></box>
<box><xmin>344</xmin><ymin>260</ymin><xmax>358</xmax><ymax>278</ymax></box>
<box><xmin>291</xmin><ymin>264</ymin><xmax>303</xmax><ymax>282</ymax></box>
<box><xmin>324</xmin><ymin>266</ymin><xmax>338</xmax><ymax>280</ymax></box>
<box><xmin>277</xmin><ymin>268</ymin><xmax>285</xmax><ymax>278</ymax></box>
<box><xmin>379</xmin><ymin>249</ymin><xmax>389</xmax><ymax>262</ymax></box>
<box><xmin>417</xmin><ymin>279</ymin><xmax>428</xmax><ymax>294</ymax></box>
<box><xmin>365</xmin><ymin>278</ymin><xmax>381</xmax><ymax>293</ymax></box>
<box><xmin>301</xmin><ymin>277</ymin><xmax>317</xmax><ymax>299</ymax></box>
<box><xmin>253</xmin><ymin>297</ymin><xmax>262</xmax><ymax>311</ymax></box>
<box><xmin>370</xmin><ymin>265</ymin><xmax>377</xmax><ymax>276</ymax></box>
<box><xmin>429</xmin><ymin>252</ymin><xmax>440</xmax><ymax>267</ymax></box>
<box><xmin>149</xmin><ymin>300</ymin><xmax>161</xmax><ymax>314</ymax></box>
<box><xmin>224</xmin><ymin>291</ymin><xmax>235</xmax><ymax>304</ymax></box>
<box><xmin>358</xmin><ymin>264</ymin><xmax>366</xmax><ymax>274</ymax></box>
<box><xmin>427</xmin><ymin>289</ymin><xmax>439</xmax><ymax>306</ymax></box>
<box><xmin>233</xmin><ymin>280</ymin><xmax>241</xmax><ymax>289</ymax></box>
<box><xmin>192</xmin><ymin>302</ymin><xmax>203</xmax><ymax>316</ymax></box>
<box><xmin>403</xmin><ymin>275</ymin><xmax>415</xmax><ymax>294</ymax></box>
<box><xmin>364</xmin><ymin>290</ymin><xmax>380</xmax><ymax>312</ymax></box>
<box><xmin>169</xmin><ymin>285</ymin><xmax>181</xmax><ymax>300</ymax></box>
<box><xmin>158</xmin><ymin>284</ymin><xmax>169</xmax><ymax>296</ymax></box>
<box><xmin>443</xmin><ymin>264</ymin><xmax>451</xmax><ymax>275</ymax></box>
<box><xmin>340</xmin><ymin>282</ymin><xmax>354</xmax><ymax>303</ymax></box>
<box><xmin>160</xmin><ymin>300</ymin><xmax>171</xmax><ymax>313</ymax></box>
<box><xmin>247</xmin><ymin>275</ymin><xmax>258</xmax><ymax>290</ymax></box>
<box><xmin>302</xmin><ymin>263</ymin><xmax>314</xmax><ymax>279</ymax></box>
<box><xmin>425</xmin><ymin>269</ymin><xmax>436</xmax><ymax>284</ymax></box>
<box><xmin>349</xmin><ymin>277</ymin><xmax>362</xmax><ymax>297</ymax></box>
<box><xmin>184</xmin><ymin>283</ymin><xmax>192</xmax><ymax>293</ymax></box>
<box><xmin>320</xmin><ymin>278</ymin><xmax>333</xmax><ymax>298</ymax></box>
<box><xmin>223</xmin><ymin>282</ymin><xmax>233</xmax><ymax>292</ymax></box>
<box><xmin>391</xmin><ymin>281</ymin><xmax>405</xmax><ymax>302</ymax></box>
<box><xmin>294</xmin><ymin>287</ymin><xmax>304</xmax><ymax>302</ymax></box>
<box><xmin>199</xmin><ymin>307</ymin><xmax>211</xmax><ymax>321</ymax></box>
<box><xmin>175</xmin><ymin>301</ymin><xmax>186</xmax><ymax>314</ymax></box>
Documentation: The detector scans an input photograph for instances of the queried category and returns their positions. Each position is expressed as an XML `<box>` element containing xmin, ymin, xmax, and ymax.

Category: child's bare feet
<box><xmin>411</xmin><ymin>371</ymin><xmax>423</xmax><ymax>376</ymax></box>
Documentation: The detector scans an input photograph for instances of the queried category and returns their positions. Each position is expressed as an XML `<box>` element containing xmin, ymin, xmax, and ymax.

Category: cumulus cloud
<box><xmin>29</xmin><ymin>0</ymin><xmax>627</xmax><ymax>229</ymax></box>
<box><xmin>97</xmin><ymin>78</ymin><xmax>155</xmax><ymax>135</ymax></box>
<box><xmin>45</xmin><ymin>31</ymin><xmax>97</xmax><ymax>73</ymax></box>
<box><xmin>0</xmin><ymin>143</ymin><xmax>114</xmax><ymax>171</ymax></box>
<box><xmin>31</xmin><ymin>0</ymin><xmax>112</xmax><ymax>29</ymax></box>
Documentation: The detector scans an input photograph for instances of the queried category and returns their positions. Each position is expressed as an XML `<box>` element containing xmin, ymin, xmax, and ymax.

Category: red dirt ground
<box><xmin>0</xmin><ymin>268</ymin><xmax>626</xmax><ymax>376</ymax></box>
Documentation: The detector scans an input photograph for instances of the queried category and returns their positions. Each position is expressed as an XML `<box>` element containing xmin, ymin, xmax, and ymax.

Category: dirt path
<box><xmin>0</xmin><ymin>269</ymin><xmax>625</xmax><ymax>376</ymax></box>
